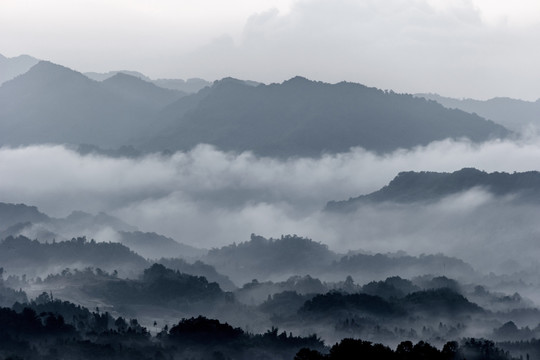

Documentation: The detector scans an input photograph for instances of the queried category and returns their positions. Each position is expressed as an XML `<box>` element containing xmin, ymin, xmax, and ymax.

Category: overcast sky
<box><xmin>2</xmin><ymin>0</ymin><xmax>540</xmax><ymax>99</ymax></box>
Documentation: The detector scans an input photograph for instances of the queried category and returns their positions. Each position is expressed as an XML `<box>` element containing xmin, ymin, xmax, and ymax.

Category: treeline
<box><xmin>0</xmin><ymin>297</ymin><xmax>323</xmax><ymax>360</ymax></box>
<box><xmin>0</xmin><ymin>297</ymin><xmax>518</xmax><ymax>360</ymax></box>
<box><xmin>296</xmin><ymin>338</ymin><xmax>515</xmax><ymax>360</ymax></box>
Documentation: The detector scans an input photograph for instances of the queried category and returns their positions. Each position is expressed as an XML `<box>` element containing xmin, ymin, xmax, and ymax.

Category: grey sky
<box><xmin>2</xmin><ymin>0</ymin><xmax>540</xmax><ymax>100</ymax></box>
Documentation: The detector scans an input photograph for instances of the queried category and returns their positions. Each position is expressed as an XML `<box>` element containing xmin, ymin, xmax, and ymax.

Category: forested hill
<box><xmin>0</xmin><ymin>202</ymin><xmax>50</xmax><ymax>230</ymax></box>
<box><xmin>203</xmin><ymin>234</ymin><xmax>477</xmax><ymax>284</ymax></box>
<box><xmin>326</xmin><ymin>168</ymin><xmax>540</xmax><ymax>211</ymax></box>
<box><xmin>143</xmin><ymin>77</ymin><xmax>509</xmax><ymax>156</ymax></box>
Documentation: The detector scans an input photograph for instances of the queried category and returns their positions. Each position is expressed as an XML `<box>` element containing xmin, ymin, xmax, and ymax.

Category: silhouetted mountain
<box><xmin>0</xmin><ymin>53</ymin><xmax>39</xmax><ymax>84</ymax></box>
<box><xmin>0</xmin><ymin>202</ymin><xmax>50</xmax><ymax>231</ymax></box>
<box><xmin>0</xmin><ymin>61</ymin><xmax>181</xmax><ymax>147</ymax></box>
<box><xmin>236</xmin><ymin>275</ymin><xmax>327</xmax><ymax>305</ymax></box>
<box><xmin>100</xmin><ymin>72</ymin><xmax>185</xmax><ymax>109</ymax></box>
<box><xmin>156</xmin><ymin>257</ymin><xmax>236</xmax><ymax>291</ymax></box>
<box><xmin>82</xmin><ymin>263</ymin><xmax>226</xmax><ymax>307</ymax></box>
<box><xmin>84</xmin><ymin>70</ymin><xmax>212</xmax><ymax>93</ymax></box>
<box><xmin>331</xmin><ymin>252</ymin><xmax>476</xmax><ymax>283</ymax></box>
<box><xmin>57</xmin><ymin>211</ymin><xmax>137</xmax><ymax>233</ymax></box>
<box><xmin>417</xmin><ymin>93</ymin><xmax>540</xmax><ymax>132</ymax></box>
<box><xmin>326</xmin><ymin>168</ymin><xmax>540</xmax><ymax>211</ymax></box>
<box><xmin>84</xmin><ymin>69</ymin><xmax>151</xmax><ymax>82</ymax></box>
<box><xmin>0</xmin><ymin>236</ymin><xmax>147</xmax><ymax>277</ymax></box>
<box><xmin>153</xmin><ymin>77</ymin><xmax>212</xmax><ymax>93</ymax></box>
<box><xmin>142</xmin><ymin>77</ymin><xmax>510</xmax><ymax>156</ymax></box>
<box><xmin>203</xmin><ymin>234</ymin><xmax>339</xmax><ymax>284</ymax></box>
<box><xmin>401</xmin><ymin>288</ymin><xmax>483</xmax><ymax>316</ymax></box>
<box><xmin>118</xmin><ymin>231</ymin><xmax>206</xmax><ymax>260</ymax></box>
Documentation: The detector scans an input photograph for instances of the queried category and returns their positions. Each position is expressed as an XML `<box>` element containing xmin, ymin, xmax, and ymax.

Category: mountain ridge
<box><xmin>142</xmin><ymin>77</ymin><xmax>510</xmax><ymax>157</ymax></box>
<box><xmin>326</xmin><ymin>168</ymin><xmax>540</xmax><ymax>212</ymax></box>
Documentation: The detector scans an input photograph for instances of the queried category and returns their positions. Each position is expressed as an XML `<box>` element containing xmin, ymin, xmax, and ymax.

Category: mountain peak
<box><xmin>212</xmin><ymin>77</ymin><xmax>249</xmax><ymax>88</ymax></box>
<box><xmin>284</xmin><ymin>75</ymin><xmax>312</xmax><ymax>83</ymax></box>
<box><xmin>20</xmin><ymin>60</ymin><xmax>91</xmax><ymax>84</ymax></box>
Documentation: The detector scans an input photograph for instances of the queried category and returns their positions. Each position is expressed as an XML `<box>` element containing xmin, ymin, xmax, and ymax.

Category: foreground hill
<box><xmin>417</xmin><ymin>93</ymin><xmax>540</xmax><ymax>132</ymax></box>
<box><xmin>0</xmin><ymin>61</ymin><xmax>184</xmax><ymax>147</ymax></box>
<box><xmin>143</xmin><ymin>77</ymin><xmax>510</xmax><ymax>156</ymax></box>
<box><xmin>326</xmin><ymin>168</ymin><xmax>540</xmax><ymax>211</ymax></box>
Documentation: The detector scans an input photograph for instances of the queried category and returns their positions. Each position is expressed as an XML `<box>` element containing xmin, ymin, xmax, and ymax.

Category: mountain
<box><xmin>0</xmin><ymin>236</ymin><xmax>148</xmax><ymax>277</ymax></box>
<box><xmin>100</xmin><ymin>72</ymin><xmax>186</xmax><ymax>109</ymax></box>
<box><xmin>203</xmin><ymin>234</ymin><xmax>339</xmax><ymax>284</ymax></box>
<box><xmin>0</xmin><ymin>202</ymin><xmax>50</xmax><ymax>231</ymax></box>
<box><xmin>0</xmin><ymin>61</ymin><xmax>183</xmax><ymax>148</ymax></box>
<box><xmin>84</xmin><ymin>69</ymin><xmax>151</xmax><ymax>82</ymax></box>
<box><xmin>416</xmin><ymin>93</ymin><xmax>540</xmax><ymax>132</ymax></box>
<box><xmin>0</xmin><ymin>53</ymin><xmax>39</xmax><ymax>85</ymax></box>
<box><xmin>141</xmin><ymin>77</ymin><xmax>510</xmax><ymax>157</ymax></box>
<box><xmin>326</xmin><ymin>168</ymin><xmax>540</xmax><ymax>211</ymax></box>
<box><xmin>118</xmin><ymin>231</ymin><xmax>206</xmax><ymax>260</ymax></box>
<box><xmin>84</xmin><ymin>70</ymin><xmax>212</xmax><ymax>93</ymax></box>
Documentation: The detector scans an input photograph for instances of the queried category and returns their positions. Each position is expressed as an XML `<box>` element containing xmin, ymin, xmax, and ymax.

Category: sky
<box><xmin>2</xmin><ymin>0</ymin><xmax>540</xmax><ymax>100</ymax></box>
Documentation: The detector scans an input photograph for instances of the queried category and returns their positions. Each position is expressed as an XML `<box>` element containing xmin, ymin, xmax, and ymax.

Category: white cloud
<box><xmin>2</xmin><ymin>139</ymin><xmax>540</xmax><ymax>273</ymax></box>
<box><xmin>2</xmin><ymin>0</ymin><xmax>540</xmax><ymax>99</ymax></box>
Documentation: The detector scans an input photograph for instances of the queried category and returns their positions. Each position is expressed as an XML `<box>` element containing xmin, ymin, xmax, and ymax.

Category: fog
<box><xmin>3</xmin><ymin>0</ymin><xmax>540</xmax><ymax>100</ymax></box>
<box><xmin>2</xmin><ymin>138</ymin><xmax>540</xmax><ymax>273</ymax></box>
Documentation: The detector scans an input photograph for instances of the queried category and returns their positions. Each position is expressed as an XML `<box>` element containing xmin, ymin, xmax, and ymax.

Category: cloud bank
<box><xmin>2</xmin><ymin>138</ymin><xmax>540</xmax><ymax>273</ymax></box>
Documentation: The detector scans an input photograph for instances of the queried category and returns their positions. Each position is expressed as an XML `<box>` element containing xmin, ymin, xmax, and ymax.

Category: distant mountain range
<box><xmin>0</xmin><ymin>202</ymin><xmax>204</xmax><ymax>260</ymax></box>
<box><xmin>0</xmin><ymin>58</ymin><xmax>511</xmax><ymax>156</ymax></box>
<box><xmin>0</xmin><ymin>53</ymin><xmax>39</xmax><ymax>85</ymax></box>
<box><xmin>0</xmin><ymin>61</ymin><xmax>186</xmax><ymax>148</ymax></box>
<box><xmin>142</xmin><ymin>77</ymin><xmax>510</xmax><ymax>156</ymax></box>
<box><xmin>84</xmin><ymin>70</ymin><xmax>212</xmax><ymax>93</ymax></box>
<box><xmin>416</xmin><ymin>93</ymin><xmax>540</xmax><ymax>132</ymax></box>
<box><xmin>326</xmin><ymin>168</ymin><xmax>540</xmax><ymax>212</ymax></box>
<box><xmin>202</xmin><ymin>234</ymin><xmax>477</xmax><ymax>284</ymax></box>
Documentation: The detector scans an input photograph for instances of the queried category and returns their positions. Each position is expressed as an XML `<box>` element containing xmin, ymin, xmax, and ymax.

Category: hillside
<box><xmin>417</xmin><ymin>93</ymin><xmax>540</xmax><ymax>132</ymax></box>
<box><xmin>0</xmin><ymin>61</ymin><xmax>183</xmax><ymax>148</ymax></box>
<box><xmin>0</xmin><ymin>202</ymin><xmax>50</xmax><ymax>230</ymax></box>
<box><xmin>142</xmin><ymin>77</ymin><xmax>510</xmax><ymax>156</ymax></box>
<box><xmin>0</xmin><ymin>53</ymin><xmax>39</xmax><ymax>84</ymax></box>
<box><xmin>326</xmin><ymin>168</ymin><xmax>540</xmax><ymax>211</ymax></box>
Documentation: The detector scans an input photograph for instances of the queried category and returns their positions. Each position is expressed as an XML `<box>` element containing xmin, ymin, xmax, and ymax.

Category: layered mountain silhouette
<box><xmin>417</xmin><ymin>93</ymin><xmax>540</xmax><ymax>132</ymax></box>
<box><xmin>0</xmin><ymin>59</ymin><xmax>510</xmax><ymax>156</ymax></box>
<box><xmin>203</xmin><ymin>234</ymin><xmax>476</xmax><ymax>284</ymax></box>
<box><xmin>84</xmin><ymin>70</ymin><xmax>212</xmax><ymax>93</ymax></box>
<box><xmin>141</xmin><ymin>77</ymin><xmax>510</xmax><ymax>156</ymax></box>
<box><xmin>0</xmin><ymin>61</ymin><xmax>185</xmax><ymax>147</ymax></box>
<box><xmin>0</xmin><ymin>53</ymin><xmax>39</xmax><ymax>85</ymax></box>
<box><xmin>0</xmin><ymin>202</ymin><xmax>204</xmax><ymax>260</ymax></box>
<box><xmin>326</xmin><ymin>168</ymin><xmax>540</xmax><ymax>211</ymax></box>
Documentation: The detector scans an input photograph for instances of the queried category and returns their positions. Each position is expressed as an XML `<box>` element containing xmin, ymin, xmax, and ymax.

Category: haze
<box><xmin>3</xmin><ymin>138</ymin><xmax>540</xmax><ymax>274</ymax></box>
<box><xmin>2</xmin><ymin>0</ymin><xmax>540</xmax><ymax>100</ymax></box>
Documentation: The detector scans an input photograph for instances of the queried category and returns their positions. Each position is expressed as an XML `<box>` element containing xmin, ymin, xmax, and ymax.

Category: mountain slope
<box><xmin>0</xmin><ymin>53</ymin><xmax>39</xmax><ymax>85</ymax></box>
<box><xmin>100</xmin><ymin>72</ymin><xmax>185</xmax><ymax>109</ymax></box>
<box><xmin>142</xmin><ymin>77</ymin><xmax>510</xmax><ymax>157</ymax></box>
<box><xmin>326</xmin><ymin>168</ymin><xmax>540</xmax><ymax>211</ymax></box>
<box><xmin>0</xmin><ymin>61</ymin><xmax>180</xmax><ymax>147</ymax></box>
<box><xmin>84</xmin><ymin>70</ymin><xmax>211</xmax><ymax>93</ymax></box>
<box><xmin>417</xmin><ymin>93</ymin><xmax>540</xmax><ymax>132</ymax></box>
<box><xmin>0</xmin><ymin>203</ymin><xmax>50</xmax><ymax>231</ymax></box>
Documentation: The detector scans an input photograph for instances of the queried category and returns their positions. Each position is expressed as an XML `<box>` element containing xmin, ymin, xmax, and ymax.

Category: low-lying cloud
<box><xmin>2</xmin><ymin>138</ymin><xmax>540</xmax><ymax>273</ymax></box>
